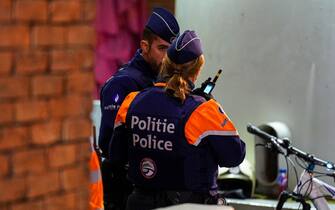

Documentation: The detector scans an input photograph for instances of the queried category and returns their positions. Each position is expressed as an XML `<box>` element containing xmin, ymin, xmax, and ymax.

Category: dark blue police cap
<box><xmin>167</xmin><ymin>30</ymin><xmax>203</xmax><ymax>64</ymax></box>
<box><xmin>145</xmin><ymin>7</ymin><xmax>180</xmax><ymax>44</ymax></box>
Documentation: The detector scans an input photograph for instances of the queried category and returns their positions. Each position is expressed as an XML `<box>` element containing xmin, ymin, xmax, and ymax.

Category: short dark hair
<box><xmin>142</xmin><ymin>27</ymin><xmax>159</xmax><ymax>46</ymax></box>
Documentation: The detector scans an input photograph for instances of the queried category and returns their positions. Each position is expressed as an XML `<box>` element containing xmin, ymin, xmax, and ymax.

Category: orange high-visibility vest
<box><xmin>89</xmin><ymin>150</ymin><xmax>104</xmax><ymax>210</ymax></box>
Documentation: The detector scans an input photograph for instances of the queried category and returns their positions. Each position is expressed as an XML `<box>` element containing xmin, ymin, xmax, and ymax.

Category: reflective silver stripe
<box><xmin>193</xmin><ymin>130</ymin><xmax>239</xmax><ymax>146</ymax></box>
<box><xmin>114</xmin><ymin>121</ymin><xmax>122</xmax><ymax>129</ymax></box>
<box><xmin>90</xmin><ymin>169</ymin><xmax>101</xmax><ymax>183</ymax></box>
<box><xmin>175</xmin><ymin>36</ymin><xmax>200</xmax><ymax>51</ymax></box>
<box><xmin>153</xmin><ymin>12</ymin><xmax>178</xmax><ymax>36</ymax></box>
<box><xmin>90</xmin><ymin>139</ymin><xmax>95</xmax><ymax>152</ymax></box>
<box><xmin>95</xmin><ymin>208</ymin><xmax>103</xmax><ymax>210</ymax></box>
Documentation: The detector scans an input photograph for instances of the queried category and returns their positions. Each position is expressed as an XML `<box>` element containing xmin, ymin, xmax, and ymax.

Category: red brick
<box><xmin>83</xmin><ymin>0</ymin><xmax>96</xmax><ymax>21</ymax></box>
<box><xmin>48</xmin><ymin>144</ymin><xmax>77</xmax><ymax>168</ymax></box>
<box><xmin>0</xmin><ymin>76</ymin><xmax>29</xmax><ymax>99</ymax></box>
<box><xmin>61</xmin><ymin>165</ymin><xmax>89</xmax><ymax>190</ymax></box>
<box><xmin>0</xmin><ymin>204</ymin><xmax>10</xmax><ymax>210</ymax></box>
<box><xmin>16</xmin><ymin>50</ymin><xmax>48</xmax><ymax>75</ymax></box>
<box><xmin>51</xmin><ymin>48</ymin><xmax>94</xmax><ymax>73</ymax></box>
<box><xmin>11</xmin><ymin>200</ymin><xmax>44</xmax><ymax>210</ymax></box>
<box><xmin>81</xmin><ymin>95</ymin><xmax>93</xmax><ymax>115</ymax></box>
<box><xmin>0</xmin><ymin>176</ymin><xmax>26</xmax><ymax>202</ymax></box>
<box><xmin>13</xmin><ymin>149</ymin><xmax>46</xmax><ymax>175</ymax></box>
<box><xmin>50</xmin><ymin>97</ymin><xmax>68</xmax><ymax>119</ymax></box>
<box><xmin>32</xmin><ymin>75</ymin><xmax>64</xmax><ymax>97</ymax></box>
<box><xmin>31</xmin><ymin>121</ymin><xmax>61</xmax><ymax>145</ymax></box>
<box><xmin>0</xmin><ymin>51</ymin><xmax>13</xmax><ymax>75</ymax></box>
<box><xmin>66</xmin><ymin>95</ymin><xmax>87</xmax><ymax>117</ymax></box>
<box><xmin>0</xmin><ymin>0</ymin><xmax>11</xmax><ymax>22</ymax></box>
<box><xmin>32</xmin><ymin>26</ymin><xmax>67</xmax><ymax>47</ymax></box>
<box><xmin>51</xmin><ymin>49</ymin><xmax>77</xmax><ymax>72</ymax></box>
<box><xmin>50</xmin><ymin>1</ymin><xmax>81</xmax><ymax>23</ymax></box>
<box><xmin>0</xmin><ymin>102</ymin><xmax>14</xmax><ymax>125</ymax></box>
<box><xmin>76</xmin><ymin>141</ymin><xmax>90</xmax><ymax>162</ymax></box>
<box><xmin>66</xmin><ymin>94</ymin><xmax>92</xmax><ymax>117</ymax></box>
<box><xmin>75</xmin><ymin>189</ymin><xmax>89</xmax><ymax>210</ymax></box>
<box><xmin>27</xmin><ymin>171</ymin><xmax>61</xmax><ymax>198</ymax></box>
<box><xmin>0</xmin><ymin>25</ymin><xmax>30</xmax><ymax>48</ymax></box>
<box><xmin>67</xmin><ymin>72</ymin><xmax>95</xmax><ymax>94</ymax></box>
<box><xmin>47</xmin><ymin>97</ymin><xmax>61</xmax><ymax>118</ymax></box>
<box><xmin>76</xmin><ymin>48</ymin><xmax>94</xmax><ymax>70</ymax></box>
<box><xmin>0</xmin><ymin>126</ymin><xmax>29</xmax><ymax>150</ymax></box>
<box><xmin>44</xmin><ymin>192</ymin><xmax>76</xmax><ymax>210</ymax></box>
<box><xmin>68</xmin><ymin>25</ymin><xmax>95</xmax><ymax>45</ymax></box>
<box><xmin>15</xmin><ymin>100</ymin><xmax>49</xmax><ymax>122</ymax></box>
<box><xmin>49</xmin><ymin>95</ymin><xmax>92</xmax><ymax>119</ymax></box>
<box><xmin>0</xmin><ymin>154</ymin><xmax>9</xmax><ymax>177</ymax></box>
<box><xmin>63</xmin><ymin>118</ymin><xmax>92</xmax><ymax>141</ymax></box>
<box><xmin>14</xmin><ymin>0</ymin><xmax>48</xmax><ymax>22</ymax></box>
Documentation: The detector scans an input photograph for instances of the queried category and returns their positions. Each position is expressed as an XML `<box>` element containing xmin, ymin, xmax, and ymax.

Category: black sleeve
<box><xmin>108</xmin><ymin>124</ymin><xmax>129</xmax><ymax>167</ymax></box>
<box><xmin>208</xmin><ymin>135</ymin><xmax>246</xmax><ymax>167</ymax></box>
<box><xmin>98</xmin><ymin>76</ymin><xmax>138</xmax><ymax>157</ymax></box>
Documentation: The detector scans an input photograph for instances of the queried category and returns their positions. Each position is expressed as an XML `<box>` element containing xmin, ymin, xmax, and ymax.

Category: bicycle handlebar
<box><xmin>247</xmin><ymin>123</ymin><xmax>335</xmax><ymax>171</ymax></box>
<box><xmin>247</xmin><ymin>124</ymin><xmax>285</xmax><ymax>154</ymax></box>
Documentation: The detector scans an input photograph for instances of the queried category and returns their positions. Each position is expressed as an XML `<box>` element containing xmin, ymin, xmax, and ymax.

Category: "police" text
<box><xmin>133</xmin><ymin>134</ymin><xmax>172</xmax><ymax>151</ymax></box>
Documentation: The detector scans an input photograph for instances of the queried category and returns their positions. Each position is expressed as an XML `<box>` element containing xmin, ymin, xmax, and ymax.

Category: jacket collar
<box><xmin>154</xmin><ymin>82</ymin><xmax>166</xmax><ymax>87</ymax></box>
<box><xmin>154</xmin><ymin>79</ymin><xmax>195</xmax><ymax>90</ymax></box>
<box><xmin>128</xmin><ymin>49</ymin><xmax>157</xmax><ymax>80</ymax></box>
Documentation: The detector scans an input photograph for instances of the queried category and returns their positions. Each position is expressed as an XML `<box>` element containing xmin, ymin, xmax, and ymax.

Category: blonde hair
<box><xmin>159</xmin><ymin>55</ymin><xmax>205</xmax><ymax>102</ymax></box>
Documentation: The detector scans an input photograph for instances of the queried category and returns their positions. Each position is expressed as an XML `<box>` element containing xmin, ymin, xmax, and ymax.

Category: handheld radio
<box><xmin>202</xmin><ymin>69</ymin><xmax>223</xmax><ymax>94</ymax></box>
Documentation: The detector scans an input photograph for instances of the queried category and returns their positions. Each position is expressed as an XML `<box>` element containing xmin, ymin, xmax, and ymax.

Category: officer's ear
<box><xmin>140</xmin><ymin>40</ymin><xmax>150</xmax><ymax>54</ymax></box>
<box><xmin>190</xmin><ymin>68</ymin><xmax>201</xmax><ymax>83</ymax></box>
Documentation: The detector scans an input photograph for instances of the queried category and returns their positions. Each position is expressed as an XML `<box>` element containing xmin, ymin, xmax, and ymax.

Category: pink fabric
<box><xmin>94</xmin><ymin>0</ymin><xmax>148</xmax><ymax>99</ymax></box>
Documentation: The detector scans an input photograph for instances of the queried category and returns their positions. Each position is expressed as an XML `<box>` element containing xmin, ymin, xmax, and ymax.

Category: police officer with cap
<box><xmin>109</xmin><ymin>30</ymin><xmax>246</xmax><ymax>210</ymax></box>
<box><xmin>98</xmin><ymin>7</ymin><xmax>179</xmax><ymax>210</ymax></box>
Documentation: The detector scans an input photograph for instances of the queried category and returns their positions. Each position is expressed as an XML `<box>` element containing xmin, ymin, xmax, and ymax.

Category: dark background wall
<box><xmin>147</xmin><ymin>0</ymin><xmax>175</xmax><ymax>14</ymax></box>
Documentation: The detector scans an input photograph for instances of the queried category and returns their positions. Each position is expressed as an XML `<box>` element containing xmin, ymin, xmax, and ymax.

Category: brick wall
<box><xmin>0</xmin><ymin>0</ymin><xmax>95</xmax><ymax>209</ymax></box>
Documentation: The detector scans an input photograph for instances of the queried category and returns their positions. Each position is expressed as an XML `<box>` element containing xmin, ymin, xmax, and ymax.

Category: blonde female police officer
<box><xmin>109</xmin><ymin>30</ymin><xmax>246</xmax><ymax>210</ymax></box>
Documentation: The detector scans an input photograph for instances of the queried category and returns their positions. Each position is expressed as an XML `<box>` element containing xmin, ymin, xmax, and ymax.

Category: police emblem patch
<box><xmin>140</xmin><ymin>158</ymin><xmax>156</xmax><ymax>179</ymax></box>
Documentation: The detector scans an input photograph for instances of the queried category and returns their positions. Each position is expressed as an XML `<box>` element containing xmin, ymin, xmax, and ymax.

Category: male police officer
<box><xmin>98</xmin><ymin>7</ymin><xmax>179</xmax><ymax>210</ymax></box>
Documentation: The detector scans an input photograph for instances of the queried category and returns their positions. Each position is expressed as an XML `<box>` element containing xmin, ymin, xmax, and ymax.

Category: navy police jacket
<box><xmin>109</xmin><ymin>82</ymin><xmax>246</xmax><ymax>192</ymax></box>
<box><xmin>98</xmin><ymin>49</ymin><xmax>157</xmax><ymax>157</ymax></box>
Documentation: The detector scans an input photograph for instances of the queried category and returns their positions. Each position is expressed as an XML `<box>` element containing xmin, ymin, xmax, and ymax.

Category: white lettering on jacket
<box><xmin>133</xmin><ymin>134</ymin><xmax>173</xmax><ymax>151</ymax></box>
<box><xmin>130</xmin><ymin>115</ymin><xmax>175</xmax><ymax>151</ymax></box>
<box><xmin>131</xmin><ymin>116</ymin><xmax>175</xmax><ymax>133</ymax></box>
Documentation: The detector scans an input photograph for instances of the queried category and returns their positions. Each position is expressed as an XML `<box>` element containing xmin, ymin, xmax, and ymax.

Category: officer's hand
<box><xmin>192</xmin><ymin>88</ymin><xmax>214</xmax><ymax>101</ymax></box>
